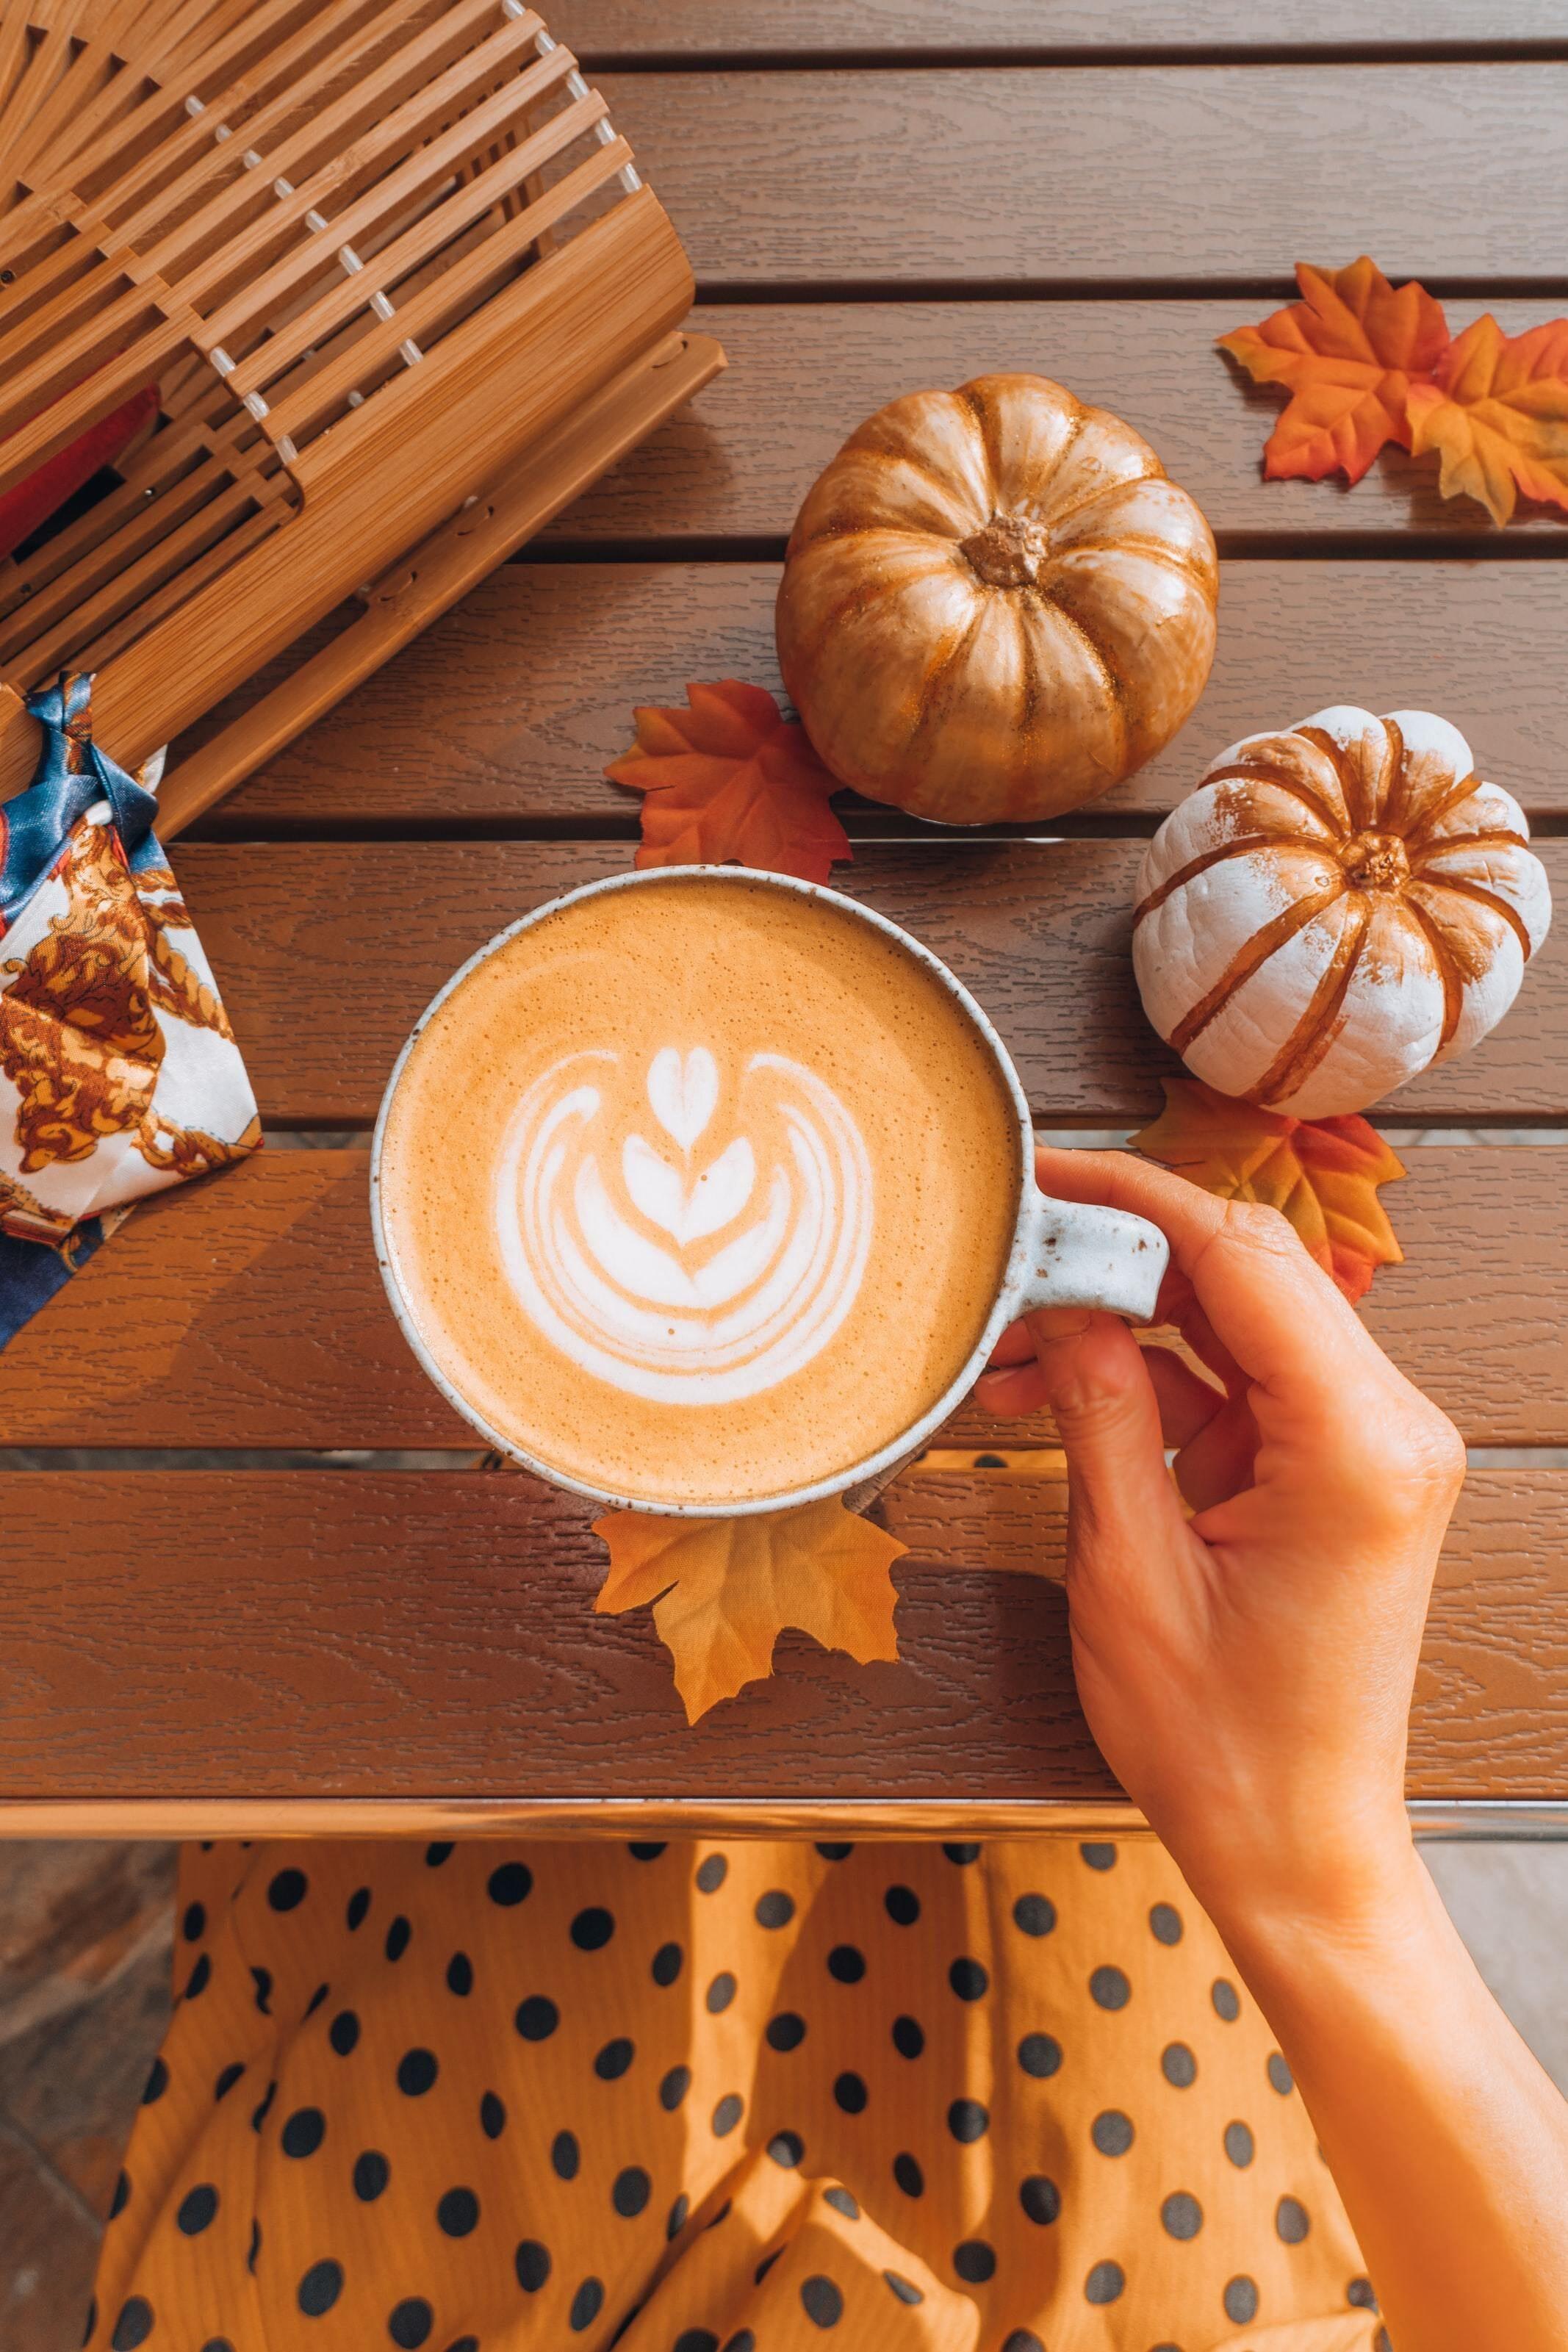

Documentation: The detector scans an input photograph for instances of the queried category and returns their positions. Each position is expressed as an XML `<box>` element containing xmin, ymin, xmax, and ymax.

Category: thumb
<box><xmin>1026</xmin><ymin>1309</ymin><xmax>1187</xmax><ymax>1581</ymax></box>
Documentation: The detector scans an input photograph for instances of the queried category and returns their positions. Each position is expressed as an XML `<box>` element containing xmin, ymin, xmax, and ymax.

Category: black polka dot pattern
<box><xmin>1162</xmin><ymin>2040</ymin><xmax>1198</xmax><ymax>2087</ymax></box>
<box><xmin>1020</xmin><ymin>2174</ymin><xmax>1060</xmax><ymax>2226</ymax></box>
<box><xmin>1224</xmin><ymin>2275</ymin><xmax>1261</xmax><ymax>2324</ymax></box>
<box><xmin>297</xmin><ymin>2260</ymin><xmax>342</xmax><ymax>2317</ymax></box>
<box><xmin>1017</xmin><ymin>2031</ymin><xmax>1062</xmax><ymax>2079</ymax></box>
<box><xmin>800</xmin><ymin>2275</ymin><xmax>844</xmax><ymax>2326</ymax></box>
<box><xmin>953</xmin><ymin>2240</ymin><xmax>996</xmax><ymax>2284</ymax></box>
<box><xmin>99</xmin><ymin>1838</ymin><xmax>1363</xmax><ymax>2352</ymax></box>
<box><xmin>1162</xmin><ymin>2190</ymin><xmax>1203</xmax><ymax>2240</ymax></box>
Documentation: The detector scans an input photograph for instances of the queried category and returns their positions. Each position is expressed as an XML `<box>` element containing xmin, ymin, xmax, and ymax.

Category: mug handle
<box><xmin>1011</xmin><ymin>1183</ymin><xmax>1169</xmax><ymax>1323</ymax></box>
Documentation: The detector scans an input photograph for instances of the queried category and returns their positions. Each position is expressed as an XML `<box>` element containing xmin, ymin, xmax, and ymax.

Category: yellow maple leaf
<box><xmin>1132</xmin><ymin>1078</ymin><xmax>1406</xmax><ymax>1304</ymax></box>
<box><xmin>592</xmin><ymin>1497</ymin><xmax>905</xmax><ymax>1723</ymax></box>
<box><xmin>1405</xmin><ymin>314</ymin><xmax>1568</xmax><ymax>525</ymax></box>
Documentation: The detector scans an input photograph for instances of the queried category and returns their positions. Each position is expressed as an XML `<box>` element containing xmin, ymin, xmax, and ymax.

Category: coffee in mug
<box><xmin>373</xmin><ymin>868</ymin><xmax>1167</xmax><ymax>1513</ymax></box>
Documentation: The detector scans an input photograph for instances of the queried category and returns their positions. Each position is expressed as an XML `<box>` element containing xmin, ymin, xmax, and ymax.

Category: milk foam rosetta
<box><xmin>378</xmin><ymin>875</ymin><xmax>1021</xmax><ymax>1506</ymax></box>
<box><xmin>495</xmin><ymin>1043</ymin><xmax>873</xmax><ymax>1405</ymax></box>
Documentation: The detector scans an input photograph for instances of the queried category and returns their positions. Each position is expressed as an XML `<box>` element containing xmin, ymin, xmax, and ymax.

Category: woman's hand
<box><xmin>975</xmin><ymin>1145</ymin><xmax>1464</xmax><ymax>1944</ymax></box>
<box><xmin>979</xmin><ymin>1148</ymin><xmax>1568</xmax><ymax>2352</ymax></box>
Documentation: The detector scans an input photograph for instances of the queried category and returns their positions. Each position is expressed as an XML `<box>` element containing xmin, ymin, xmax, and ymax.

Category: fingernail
<box><xmin>1026</xmin><ymin>1308</ymin><xmax>1093</xmax><ymax>1343</ymax></box>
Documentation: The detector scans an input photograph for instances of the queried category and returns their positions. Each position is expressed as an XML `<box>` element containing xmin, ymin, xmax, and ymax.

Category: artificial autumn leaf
<box><xmin>1218</xmin><ymin>256</ymin><xmax>1450</xmax><ymax>484</ymax></box>
<box><xmin>592</xmin><ymin>1495</ymin><xmax>905</xmax><ymax>1722</ymax></box>
<box><xmin>1406</xmin><ymin>314</ymin><xmax>1568</xmax><ymax>525</ymax></box>
<box><xmin>1132</xmin><ymin>1077</ymin><xmax>1406</xmax><ymax>1304</ymax></box>
<box><xmin>605</xmin><ymin>678</ymin><xmax>852</xmax><ymax>884</ymax></box>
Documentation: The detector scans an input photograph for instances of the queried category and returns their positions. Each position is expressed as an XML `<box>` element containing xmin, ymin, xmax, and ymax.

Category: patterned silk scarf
<box><xmin>0</xmin><ymin>674</ymin><xmax>259</xmax><ymax>1342</ymax></box>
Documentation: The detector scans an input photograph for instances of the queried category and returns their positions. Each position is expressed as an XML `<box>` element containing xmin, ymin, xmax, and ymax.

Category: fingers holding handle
<box><xmin>1015</xmin><ymin>1187</ymin><xmax>1168</xmax><ymax>1323</ymax></box>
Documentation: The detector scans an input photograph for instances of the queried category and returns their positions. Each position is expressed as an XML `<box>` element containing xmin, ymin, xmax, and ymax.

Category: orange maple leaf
<box><xmin>1218</xmin><ymin>256</ymin><xmax>1450</xmax><ymax>484</ymax></box>
<box><xmin>1131</xmin><ymin>1078</ymin><xmax>1406</xmax><ymax>1304</ymax></box>
<box><xmin>1405</xmin><ymin>314</ymin><xmax>1568</xmax><ymax>525</ymax></box>
<box><xmin>605</xmin><ymin>679</ymin><xmax>852</xmax><ymax>884</ymax></box>
<box><xmin>592</xmin><ymin>1497</ymin><xmax>905</xmax><ymax>1722</ymax></box>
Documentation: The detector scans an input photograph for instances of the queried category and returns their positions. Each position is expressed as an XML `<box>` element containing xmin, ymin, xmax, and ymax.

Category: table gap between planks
<box><xmin>4</xmin><ymin>4</ymin><xmax>1567</xmax><ymax>1831</ymax></box>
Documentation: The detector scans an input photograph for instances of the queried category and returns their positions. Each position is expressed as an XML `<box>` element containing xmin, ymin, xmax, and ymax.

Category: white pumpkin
<box><xmin>1132</xmin><ymin>705</ymin><xmax>1552</xmax><ymax>1117</ymax></box>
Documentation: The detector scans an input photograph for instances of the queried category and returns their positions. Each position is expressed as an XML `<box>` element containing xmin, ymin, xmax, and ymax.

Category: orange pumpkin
<box><xmin>775</xmin><ymin>373</ymin><xmax>1218</xmax><ymax>824</ymax></box>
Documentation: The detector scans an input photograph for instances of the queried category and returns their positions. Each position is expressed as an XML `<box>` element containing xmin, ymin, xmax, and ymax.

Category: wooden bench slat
<box><xmin>541</xmin><ymin>301</ymin><xmax>1568</xmax><ymax>546</ymax></box>
<box><xmin>566</xmin><ymin>1</ymin><xmax>1565</xmax><ymax>55</ymax></box>
<box><xmin>212</xmin><ymin>560</ymin><xmax>1568</xmax><ymax>826</ymax></box>
<box><xmin>596</xmin><ymin>69</ymin><xmax>1568</xmax><ymax>285</ymax></box>
<box><xmin>174</xmin><ymin>839</ymin><xmax>1568</xmax><ymax>1126</ymax></box>
<box><xmin>0</xmin><ymin>1467</ymin><xmax>1558</xmax><ymax>1805</ymax></box>
<box><xmin>3</xmin><ymin>1148</ymin><xmax>1562</xmax><ymax>1449</ymax></box>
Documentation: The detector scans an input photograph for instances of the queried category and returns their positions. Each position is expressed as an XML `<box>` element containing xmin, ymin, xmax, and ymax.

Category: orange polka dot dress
<box><xmin>90</xmin><ymin>1837</ymin><xmax>1389</xmax><ymax>2352</ymax></box>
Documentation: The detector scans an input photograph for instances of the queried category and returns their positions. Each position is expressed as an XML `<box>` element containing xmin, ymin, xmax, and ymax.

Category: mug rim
<box><xmin>370</xmin><ymin>863</ymin><xmax>1039</xmax><ymax>1517</ymax></box>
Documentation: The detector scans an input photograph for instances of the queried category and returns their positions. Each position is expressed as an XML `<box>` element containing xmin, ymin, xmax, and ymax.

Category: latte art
<box><xmin>495</xmin><ymin>1043</ymin><xmax>873</xmax><ymax>1403</ymax></box>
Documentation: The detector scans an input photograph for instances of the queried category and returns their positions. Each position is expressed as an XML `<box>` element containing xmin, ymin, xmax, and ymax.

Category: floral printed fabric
<box><xmin>90</xmin><ymin>1837</ymin><xmax>1387</xmax><ymax>2352</ymax></box>
<box><xmin>0</xmin><ymin>674</ymin><xmax>258</xmax><ymax>1341</ymax></box>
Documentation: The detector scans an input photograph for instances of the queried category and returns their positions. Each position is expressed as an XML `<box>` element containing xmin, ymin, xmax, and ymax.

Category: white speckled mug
<box><xmin>372</xmin><ymin>868</ymin><xmax>1168</xmax><ymax>1517</ymax></box>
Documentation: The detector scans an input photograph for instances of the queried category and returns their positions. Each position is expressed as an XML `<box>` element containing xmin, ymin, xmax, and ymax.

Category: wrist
<box><xmin>1170</xmin><ymin>1796</ymin><xmax>1428</xmax><ymax>1968</ymax></box>
<box><xmin>1203</xmin><ymin>1829</ymin><xmax>1436</xmax><ymax>2004</ymax></box>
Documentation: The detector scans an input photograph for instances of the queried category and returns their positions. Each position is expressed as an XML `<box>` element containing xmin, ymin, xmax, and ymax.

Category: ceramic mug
<box><xmin>371</xmin><ymin>867</ymin><xmax>1170</xmax><ymax>1515</ymax></box>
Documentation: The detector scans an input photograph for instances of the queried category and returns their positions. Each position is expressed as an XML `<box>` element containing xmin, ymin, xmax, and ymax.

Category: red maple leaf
<box><xmin>1218</xmin><ymin>256</ymin><xmax>1450</xmax><ymax>485</ymax></box>
<box><xmin>605</xmin><ymin>680</ymin><xmax>851</xmax><ymax>885</ymax></box>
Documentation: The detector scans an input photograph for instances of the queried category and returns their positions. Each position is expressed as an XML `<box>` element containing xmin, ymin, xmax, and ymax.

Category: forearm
<box><xmin>1212</xmin><ymin>1843</ymin><xmax>1568</xmax><ymax>2352</ymax></box>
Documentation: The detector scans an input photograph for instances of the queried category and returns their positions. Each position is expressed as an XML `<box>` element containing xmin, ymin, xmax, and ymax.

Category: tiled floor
<box><xmin>0</xmin><ymin>1839</ymin><xmax>1561</xmax><ymax>2348</ymax></box>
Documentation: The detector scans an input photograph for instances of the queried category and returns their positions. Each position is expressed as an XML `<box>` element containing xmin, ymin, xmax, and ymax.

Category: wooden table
<box><xmin>4</xmin><ymin>1</ymin><xmax>1567</xmax><ymax>1836</ymax></box>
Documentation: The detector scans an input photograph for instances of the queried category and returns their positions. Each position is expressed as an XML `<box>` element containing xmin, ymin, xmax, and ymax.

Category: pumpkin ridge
<box><xmin>1243</xmin><ymin>896</ymin><xmax>1374</xmax><ymax>1110</ymax></box>
<box><xmin>1134</xmin><ymin>835</ymin><xmax>1282</xmax><ymax>923</ymax></box>
<box><xmin>1168</xmin><ymin>876</ymin><xmax>1346</xmax><ymax>1057</ymax></box>
<box><xmin>897</xmin><ymin>597</ymin><xmax>993</xmax><ymax>771</ymax></box>
<box><xmin>1409</xmin><ymin>828</ymin><xmax>1532</xmax><ymax>863</ymax></box>
<box><xmin>1029</xmin><ymin>589</ymin><xmax>1131</xmax><ymax>762</ymax></box>
<box><xmin>962</xmin><ymin>377</ymin><xmax>1087</xmax><ymax>516</ymax></box>
<box><xmin>1045</xmin><ymin>533</ymin><xmax>1213</xmax><ymax>592</ymax></box>
<box><xmin>1399</xmin><ymin>890</ymin><xmax>1468</xmax><ymax>1049</ymax></box>
<box><xmin>1414</xmin><ymin>869</ymin><xmax>1536</xmax><ymax>962</ymax></box>
<box><xmin>1298</xmin><ymin>724</ymin><xmax>1378</xmax><ymax>832</ymax></box>
<box><xmin>864</xmin><ymin>409</ymin><xmax>994</xmax><ymax>533</ymax></box>
<box><xmin>1407</xmin><ymin>768</ymin><xmax>1491</xmax><ymax>839</ymax></box>
<box><xmin>788</xmin><ymin>541</ymin><xmax>969</xmax><ymax>671</ymax></box>
<box><xmin>1377</xmin><ymin>716</ymin><xmax>1407</xmax><ymax>830</ymax></box>
<box><xmin>1020</xmin><ymin>462</ymin><xmax>1163</xmax><ymax>538</ymax></box>
<box><xmin>1198</xmin><ymin>763</ymin><xmax>1345</xmax><ymax>837</ymax></box>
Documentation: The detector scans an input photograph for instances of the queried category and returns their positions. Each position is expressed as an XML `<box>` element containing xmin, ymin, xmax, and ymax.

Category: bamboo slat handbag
<box><xmin>0</xmin><ymin>0</ymin><xmax>722</xmax><ymax>835</ymax></box>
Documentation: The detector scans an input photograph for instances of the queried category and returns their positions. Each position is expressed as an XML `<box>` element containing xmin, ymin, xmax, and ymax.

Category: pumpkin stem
<box><xmin>1341</xmin><ymin>832</ymin><xmax>1411</xmax><ymax>891</ymax></box>
<box><xmin>958</xmin><ymin>511</ymin><xmax>1051</xmax><ymax>588</ymax></box>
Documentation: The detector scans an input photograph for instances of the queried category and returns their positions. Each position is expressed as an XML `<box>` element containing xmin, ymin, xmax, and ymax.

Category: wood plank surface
<box><xmin>212</xmin><ymin>561</ymin><xmax>1568</xmax><ymax>827</ymax></box>
<box><xmin>0</xmin><ymin>1468</ymin><xmax>1558</xmax><ymax>1803</ymax></box>
<box><xmin>539</xmin><ymin>302</ymin><xmax>1568</xmax><ymax>547</ymax></box>
<box><xmin>2</xmin><ymin>1148</ymin><xmax>1561</xmax><ymax>1449</ymax></box>
<box><xmin>596</xmin><ymin>69</ymin><xmax>1568</xmax><ymax>287</ymax></box>
<box><xmin>566</xmin><ymin>1</ymin><xmax>1567</xmax><ymax>57</ymax></box>
<box><xmin>174</xmin><ymin>839</ymin><xmax>1568</xmax><ymax>1126</ymax></box>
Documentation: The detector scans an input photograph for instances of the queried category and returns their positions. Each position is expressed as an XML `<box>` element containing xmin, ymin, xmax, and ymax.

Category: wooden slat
<box><xmin>564</xmin><ymin>1</ymin><xmax>1567</xmax><ymax>55</ymax></box>
<box><xmin>209</xmin><ymin>560</ymin><xmax>1568</xmax><ymax>826</ymax></box>
<box><xmin>1</xmin><ymin>1148</ymin><xmax>1562</xmax><ymax>1450</ymax></box>
<box><xmin>543</xmin><ymin>301</ymin><xmax>1568</xmax><ymax>545</ymax></box>
<box><xmin>594</xmin><ymin>69</ymin><xmax>1568</xmax><ymax>286</ymax></box>
<box><xmin>173</xmin><ymin>839</ymin><xmax>1568</xmax><ymax>1125</ymax></box>
<box><xmin>0</xmin><ymin>1468</ymin><xmax>1559</xmax><ymax>1805</ymax></box>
